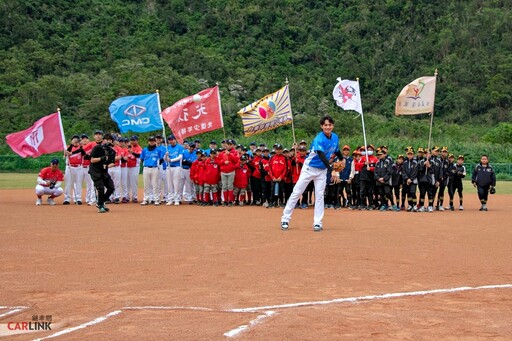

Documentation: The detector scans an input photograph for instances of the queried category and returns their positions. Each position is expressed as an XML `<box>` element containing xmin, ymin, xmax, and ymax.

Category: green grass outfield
<box><xmin>0</xmin><ymin>173</ymin><xmax>510</xmax><ymax>194</ymax></box>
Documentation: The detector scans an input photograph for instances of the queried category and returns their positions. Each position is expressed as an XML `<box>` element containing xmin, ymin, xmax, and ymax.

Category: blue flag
<box><xmin>109</xmin><ymin>93</ymin><xmax>163</xmax><ymax>133</ymax></box>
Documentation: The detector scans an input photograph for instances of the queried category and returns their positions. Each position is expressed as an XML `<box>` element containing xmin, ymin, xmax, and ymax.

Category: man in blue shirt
<box><xmin>164</xmin><ymin>135</ymin><xmax>185</xmax><ymax>206</ymax></box>
<box><xmin>181</xmin><ymin>143</ymin><xmax>198</xmax><ymax>204</ymax></box>
<box><xmin>140</xmin><ymin>136</ymin><xmax>165</xmax><ymax>205</ymax></box>
<box><xmin>281</xmin><ymin>115</ymin><xmax>343</xmax><ymax>232</ymax></box>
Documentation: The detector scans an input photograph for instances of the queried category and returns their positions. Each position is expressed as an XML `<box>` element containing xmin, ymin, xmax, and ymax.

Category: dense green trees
<box><xmin>0</xmin><ymin>0</ymin><xmax>510</xmax><ymax>161</ymax></box>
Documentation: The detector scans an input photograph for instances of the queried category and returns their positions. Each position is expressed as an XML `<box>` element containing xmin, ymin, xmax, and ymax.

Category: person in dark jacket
<box><xmin>435</xmin><ymin>146</ymin><xmax>450</xmax><ymax>211</ymax></box>
<box><xmin>471</xmin><ymin>154</ymin><xmax>496</xmax><ymax>211</ymax></box>
<box><xmin>390</xmin><ymin>154</ymin><xmax>404</xmax><ymax>211</ymax></box>
<box><xmin>446</xmin><ymin>154</ymin><xmax>466</xmax><ymax>211</ymax></box>
<box><xmin>374</xmin><ymin>148</ymin><xmax>393</xmax><ymax>211</ymax></box>
<box><xmin>402</xmin><ymin>148</ymin><xmax>419</xmax><ymax>212</ymax></box>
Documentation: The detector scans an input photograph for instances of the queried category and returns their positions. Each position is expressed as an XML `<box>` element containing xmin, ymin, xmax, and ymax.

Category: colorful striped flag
<box><xmin>237</xmin><ymin>85</ymin><xmax>292</xmax><ymax>137</ymax></box>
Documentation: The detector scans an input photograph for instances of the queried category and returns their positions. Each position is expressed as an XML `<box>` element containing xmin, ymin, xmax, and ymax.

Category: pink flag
<box><xmin>6</xmin><ymin>112</ymin><xmax>66</xmax><ymax>158</ymax></box>
<box><xmin>161</xmin><ymin>86</ymin><xmax>223</xmax><ymax>144</ymax></box>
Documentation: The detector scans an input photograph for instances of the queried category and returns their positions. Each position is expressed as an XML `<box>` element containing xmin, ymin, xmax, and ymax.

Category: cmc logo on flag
<box><xmin>122</xmin><ymin>105</ymin><xmax>150</xmax><ymax>127</ymax></box>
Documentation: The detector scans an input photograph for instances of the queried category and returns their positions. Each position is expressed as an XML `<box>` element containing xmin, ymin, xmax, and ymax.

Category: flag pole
<box><xmin>156</xmin><ymin>90</ymin><xmax>168</xmax><ymax>149</ymax></box>
<box><xmin>216</xmin><ymin>82</ymin><xmax>227</xmax><ymax>140</ymax></box>
<box><xmin>57</xmin><ymin>108</ymin><xmax>66</xmax><ymax>150</ymax></box>
<box><xmin>285</xmin><ymin>78</ymin><xmax>297</xmax><ymax>145</ymax></box>
<box><xmin>356</xmin><ymin>78</ymin><xmax>368</xmax><ymax>152</ymax></box>
<box><xmin>426</xmin><ymin>69</ymin><xmax>438</xmax><ymax>153</ymax></box>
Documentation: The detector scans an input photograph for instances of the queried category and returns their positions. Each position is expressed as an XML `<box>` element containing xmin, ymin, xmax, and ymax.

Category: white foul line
<box><xmin>0</xmin><ymin>308</ymin><xmax>26</xmax><ymax>319</ymax></box>
<box><xmin>229</xmin><ymin>284</ymin><xmax>512</xmax><ymax>313</ymax></box>
<box><xmin>19</xmin><ymin>283</ymin><xmax>512</xmax><ymax>340</ymax></box>
<box><xmin>224</xmin><ymin>311</ymin><xmax>275</xmax><ymax>338</ymax></box>
<box><xmin>32</xmin><ymin>310</ymin><xmax>122</xmax><ymax>341</ymax></box>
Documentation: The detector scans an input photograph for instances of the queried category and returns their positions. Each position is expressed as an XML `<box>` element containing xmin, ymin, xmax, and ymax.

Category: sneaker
<box><xmin>281</xmin><ymin>221</ymin><xmax>289</xmax><ymax>231</ymax></box>
<box><xmin>77</xmin><ymin>201</ymin><xmax>82</xmax><ymax>205</ymax></box>
<box><xmin>428</xmin><ymin>206</ymin><xmax>434</xmax><ymax>212</ymax></box>
<box><xmin>438</xmin><ymin>206</ymin><xmax>444</xmax><ymax>211</ymax></box>
<box><xmin>140</xmin><ymin>201</ymin><xmax>148</xmax><ymax>205</ymax></box>
<box><xmin>62</xmin><ymin>201</ymin><xmax>70</xmax><ymax>205</ymax></box>
<box><xmin>406</xmin><ymin>205</ymin><xmax>412</xmax><ymax>212</ymax></box>
<box><xmin>114</xmin><ymin>198</ymin><xmax>120</xmax><ymax>204</ymax></box>
<box><xmin>87</xmin><ymin>202</ymin><xmax>96</xmax><ymax>206</ymax></box>
<box><xmin>459</xmin><ymin>205</ymin><xmax>464</xmax><ymax>211</ymax></box>
<box><xmin>213</xmin><ymin>202</ymin><xmax>219</xmax><ymax>207</ymax></box>
<box><xmin>412</xmin><ymin>206</ymin><xmax>418</xmax><ymax>212</ymax></box>
<box><xmin>313</xmin><ymin>224</ymin><xmax>323</xmax><ymax>232</ymax></box>
<box><xmin>435</xmin><ymin>206</ymin><xmax>440</xmax><ymax>211</ymax></box>
<box><xmin>392</xmin><ymin>205</ymin><xmax>400</xmax><ymax>211</ymax></box>
<box><xmin>334</xmin><ymin>205</ymin><xmax>341</xmax><ymax>210</ymax></box>
<box><xmin>228</xmin><ymin>202</ymin><xmax>234</xmax><ymax>207</ymax></box>
<box><xmin>47</xmin><ymin>198</ymin><xmax>56</xmax><ymax>205</ymax></box>
<box><xmin>132</xmin><ymin>198</ymin><xmax>138</xmax><ymax>203</ymax></box>
<box><xmin>36</xmin><ymin>198</ymin><xmax>42</xmax><ymax>206</ymax></box>
<box><xmin>418</xmin><ymin>206</ymin><xmax>426</xmax><ymax>212</ymax></box>
<box><xmin>263</xmin><ymin>202</ymin><xmax>269</xmax><ymax>208</ymax></box>
<box><xmin>166</xmin><ymin>201</ymin><xmax>172</xmax><ymax>206</ymax></box>
<box><xmin>174</xmin><ymin>201</ymin><xmax>180</xmax><ymax>206</ymax></box>
<box><xmin>121</xmin><ymin>197</ymin><xmax>128</xmax><ymax>203</ymax></box>
<box><xmin>98</xmin><ymin>206</ymin><xmax>107</xmax><ymax>213</ymax></box>
<box><xmin>400</xmin><ymin>205</ymin><xmax>405</xmax><ymax>211</ymax></box>
<box><xmin>301</xmin><ymin>203</ymin><xmax>308</xmax><ymax>209</ymax></box>
<box><xmin>449</xmin><ymin>206</ymin><xmax>454</xmax><ymax>211</ymax></box>
<box><xmin>239</xmin><ymin>201</ymin><xmax>244</xmax><ymax>206</ymax></box>
<box><xmin>154</xmin><ymin>201</ymin><xmax>160</xmax><ymax>206</ymax></box>
<box><xmin>188</xmin><ymin>201</ymin><xmax>194</xmax><ymax>205</ymax></box>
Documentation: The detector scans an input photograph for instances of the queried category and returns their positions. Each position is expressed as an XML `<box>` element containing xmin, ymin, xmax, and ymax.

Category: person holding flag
<box><xmin>280</xmin><ymin>115</ymin><xmax>344</xmax><ymax>232</ymax></box>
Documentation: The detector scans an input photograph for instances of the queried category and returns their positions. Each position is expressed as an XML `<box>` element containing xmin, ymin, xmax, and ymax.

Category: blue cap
<box><xmin>167</xmin><ymin>134</ymin><xmax>176</xmax><ymax>140</ymax></box>
<box><xmin>51</xmin><ymin>158</ymin><xmax>59</xmax><ymax>164</ymax></box>
<box><xmin>130</xmin><ymin>135</ymin><xmax>138</xmax><ymax>140</ymax></box>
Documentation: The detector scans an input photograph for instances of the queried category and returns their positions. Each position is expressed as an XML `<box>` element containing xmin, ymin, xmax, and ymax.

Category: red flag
<box><xmin>6</xmin><ymin>112</ymin><xmax>66</xmax><ymax>158</ymax></box>
<box><xmin>161</xmin><ymin>86</ymin><xmax>223</xmax><ymax>144</ymax></box>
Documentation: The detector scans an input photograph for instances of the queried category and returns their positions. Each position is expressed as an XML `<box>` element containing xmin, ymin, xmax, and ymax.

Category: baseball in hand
<box><xmin>193</xmin><ymin>94</ymin><xmax>202</xmax><ymax>103</ymax></box>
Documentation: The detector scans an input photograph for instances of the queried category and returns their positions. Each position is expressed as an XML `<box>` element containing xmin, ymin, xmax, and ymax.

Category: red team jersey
<box><xmin>68</xmin><ymin>145</ymin><xmax>84</xmax><ymax>166</ymax></box>
<box><xmin>82</xmin><ymin>141</ymin><xmax>96</xmax><ymax>167</ymax></box>
<box><xmin>190</xmin><ymin>159</ymin><xmax>205</xmax><ymax>185</ymax></box>
<box><xmin>217</xmin><ymin>149</ymin><xmax>240</xmax><ymax>173</ymax></box>
<box><xmin>234</xmin><ymin>164</ymin><xmax>250</xmax><ymax>189</ymax></box>
<box><xmin>127</xmin><ymin>144</ymin><xmax>142</xmax><ymax>168</ymax></box>
<box><xmin>203</xmin><ymin>158</ymin><xmax>221</xmax><ymax>185</ymax></box>
<box><xmin>38</xmin><ymin>167</ymin><xmax>64</xmax><ymax>185</ymax></box>
<box><xmin>113</xmin><ymin>145</ymin><xmax>124</xmax><ymax>166</ymax></box>
<box><xmin>292</xmin><ymin>154</ymin><xmax>305</xmax><ymax>183</ymax></box>
<box><xmin>268</xmin><ymin>154</ymin><xmax>287</xmax><ymax>180</ymax></box>
<box><xmin>250</xmin><ymin>155</ymin><xmax>262</xmax><ymax>179</ymax></box>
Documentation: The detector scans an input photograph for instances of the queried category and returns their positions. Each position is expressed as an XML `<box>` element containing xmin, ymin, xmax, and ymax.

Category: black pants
<box><xmin>403</xmin><ymin>183</ymin><xmax>417</xmax><ymax>207</ymax></box>
<box><xmin>250</xmin><ymin>176</ymin><xmax>262</xmax><ymax>204</ymax></box>
<box><xmin>448</xmin><ymin>179</ymin><xmax>463</xmax><ymax>205</ymax></box>
<box><xmin>436</xmin><ymin>182</ymin><xmax>447</xmax><ymax>206</ymax></box>
<box><xmin>477</xmin><ymin>185</ymin><xmax>490</xmax><ymax>204</ymax></box>
<box><xmin>376</xmin><ymin>183</ymin><xmax>391</xmax><ymax>207</ymax></box>
<box><xmin>262</xmin><ymin>179</ymin><xmax>271</xmax><ymax>204</ymax></box>
<box><xmin>91</xmin><ymin>172</ymin><xmax>115</xmax><ymax>207</ymax></box>
<box><xmin>351</xmin><ymin>175</ymin><xmax>360</xmax><ymax>207</ymax></box>
<box><xmin>325</xmin><ymin>184</ymin><xmax>338</xmax><ymax>206</ymax></box>
<box><xmin>360</xmin><ymin>179</ymin><xmax>374</xmax><ymax>207</ymax></box>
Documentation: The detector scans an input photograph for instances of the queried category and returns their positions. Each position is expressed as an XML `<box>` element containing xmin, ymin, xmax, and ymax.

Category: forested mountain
<box><xmin>0</xmin><ymin>0</ymin><xmax>511</xmax><ymax>159</ymax></box>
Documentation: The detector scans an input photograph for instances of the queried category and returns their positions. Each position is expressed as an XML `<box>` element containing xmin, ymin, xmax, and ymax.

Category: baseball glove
<box><xmin>49</xmin><ymin>180</ymin><xmax>56</xmax><ymax>189</ymax></box>
<box><xmin>332</xmin><ymin>159</ymin><xmax>346</xmax><ymax>172</ymax></box>
<box><xmin>490</xmin><ymin>187</ymin><xmax>496</xmax><ymax>194</ymax></box>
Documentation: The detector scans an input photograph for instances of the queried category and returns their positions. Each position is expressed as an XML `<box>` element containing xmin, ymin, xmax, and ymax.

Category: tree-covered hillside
<box><xmin>0</xmin><ymin>0</ymin><xmax>511</xmax><ymax>160</ymax></box>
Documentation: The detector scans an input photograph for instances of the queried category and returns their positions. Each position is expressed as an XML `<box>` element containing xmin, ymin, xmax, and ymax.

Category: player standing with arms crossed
<box><xmin>280</xmin><ymin>115</ymin><xmax>344</xmax><ymax>232</ymax></box>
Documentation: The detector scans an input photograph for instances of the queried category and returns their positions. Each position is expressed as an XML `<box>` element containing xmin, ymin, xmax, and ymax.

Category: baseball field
<box><xmin>1</xmin><ymin>175</ymin><xmax>511</xmax><ymax>340</ymax></box>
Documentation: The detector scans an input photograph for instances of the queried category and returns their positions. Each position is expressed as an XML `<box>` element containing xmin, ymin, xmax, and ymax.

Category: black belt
<box><xmin>144</xmin><ymin>166</ymin><xmax>158</xmax><ymax>168</ymax></box>
<box><xmin>182</xmin><ymin>167</ymin><xmax>190</xmax><ymax>170</ymax></box>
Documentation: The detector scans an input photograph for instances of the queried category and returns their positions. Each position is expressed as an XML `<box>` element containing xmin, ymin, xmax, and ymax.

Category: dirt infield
<box><xmin>1</xmin><ymin>189</ymin><xmax>511</xmax><ymax>340</ymax></box>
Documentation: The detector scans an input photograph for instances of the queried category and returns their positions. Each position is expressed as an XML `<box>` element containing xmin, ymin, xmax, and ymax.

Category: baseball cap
<box><xmin>406</xmin><ymin>148</ymin><xmax>414</xmax><ymax>154</ymax></box>
<box><xmin>283</xmin><ymin>148</ymin><xmax>289</xmax><ymax>152</ymax></box>
<box><xmin>80</xmin><ymin>134</ymin><xmax>89</xmax><ymax>139</ymax></box>
<box><xmin>342</xmin><ymin>145</ymin><xmax>350</xmax><ymax>150</ymax></box>
<box><xmin>240</xmin><ymin>155</ymin><xmax>248</xmax><ymax>161</ymax></box>
<box><xmin>130</xmin><ymin>135</ymin><xmax>138</xmax><ymax>140</ymax></box>
<box><xmin>441</xmin><ymin>146</ymin><xmax>448</xmax><ymax>152</ymax></box>
<box><xmin>417</xmin><ymin>147</ymin><xmax>425</xmax><ymax>153</ymax></box>
<box><xmin>275</xmin><ymin>144</ymin><xmax>283</xmax><ymax>150</ymax></box>
<box><xmin>167</xmin><ymin>134</ymin><xmax>176</xmax><ymax>140</ymax></box>
<box><xmin>227</xmin><ymin>139</ymin><xmax>236</xmax><ymax>145</ymax></box>
<box><xmin>458</xmin><ymin>155</ymin><xmax>464</xmax><ymax>160</ymax></box>
<box><xmin>103</xmin><ymin>133</ymin><xmax>113</xmax><ymax>141</ymax></box>
<box><xmin>194</xmin><ymin>139</ymin><xmax>201</xmax><ymax>143</ymax></box>
<box><xmin>94</xmin><ymin>130</ymin><xmax>103</xmax><ymax>135</ymax></box>
<box><xmin>448</xmin><ymin>153</ymin><xmax>455</xmax><ymax>158</ymax></box>
<box><xmin>299</xmin><ymin>139</ymin><xmax>307</xmax><ymax>145</ymax></box>
<box><xmin>148</xmin><ymin>136</ymin><xmax>156</xmax><ymax>141</ymax></box>
<box><xmin>376</xmin><ymin>148</ymin><xmax>383</xmax><ymax>155</ymax></box>
<box><xmin>195</xmin><ymin>149</ymin><xmax>203</xmax><ymax>155</ymax></box>
<box><xmin>367</xmin><ymin>144</ymin><xmax>375</xmax><ymax>150</ymax></box>
<box><xmin>71</xmin><ymin>135</ymin><xmax>80</xmax><ymax>140</ymax></box>
<box><xmin>250</xmin><ymin>142</ymin><xmax>256</xmax><ymax>146</ymax></box>
<box><xmin>397</xmin><ymin>154</ymin><xmax>404</xmax><ymax>159</ymax></box>
<box><xmin>51</xmin><ymin>158</ymin><xmax>59</xmax><ymax>164</ymax></box>
<box><xmin>189</xmin><ymin>143</ymin><xmax>196</xmax><ymax>149</ymax></box>
<box><xmin>155</xmin><ymin>134</ymin><xmax>162</xmax><ymax>139</ymax></box>
<box><xmin>210</xmin><ymin>140</ymin><xmax>217</xmax><ymax>144</ymax></box>
<box><xmin>352</xmin><ymin>149</ymin><xmax>361</xmax><ymax>155</ymax></box>
<box><xmin>298</xmin><ymin>145</ymin><xmax>307</xmax><ymax>151</ymax></box>
<box><xmin>432</xmin><ymin>146</ymin><xmax>440</xmax><ymax>151</ymax></box>
<box><xmin>255</xmin><ymin>148</ymin><xmax>262</xmax><ymax>152</ymax></box>
<box><xmin>262</xmin><ymin>147</ymin><xmax>270</xmax><ymax>152</ymax></box>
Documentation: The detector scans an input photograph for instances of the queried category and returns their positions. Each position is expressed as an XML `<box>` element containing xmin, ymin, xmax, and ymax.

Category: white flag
<box><xmin>395</xmin><ymin>76</ymin><xmax>436</xmax><ymax>115</ymax></box>
<box><xmin>332</xmin><ymin>78</ymin><xmax>363</xmax><ymax>115</ymax></box>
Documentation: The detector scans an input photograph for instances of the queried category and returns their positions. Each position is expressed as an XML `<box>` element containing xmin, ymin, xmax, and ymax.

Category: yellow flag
<box><xmin>395</xmin><ymin>76</ymin><xmax>436</xmax><ymax>115</ymax></box>
<box><xmin>237</xmin><ymin>85</ymin><xmax>292</xmax><ymax>137</ymax></box>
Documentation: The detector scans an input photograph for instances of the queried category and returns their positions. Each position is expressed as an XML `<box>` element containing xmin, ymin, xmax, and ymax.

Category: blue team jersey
<box><xmin>140</xmin><ymin>146</ymin><xmax>165</xmax><ymax>167</ymax></box>
<box><xmin>304</xmin><ymin>131</ymin><xmax>339</xmax><ymax>169</ymax></box>
<box><xmin>182</xmin><ymin>150</ymin><xmax>197</xmax><ymax>169</ymax></box>
<box><xmin>167</xmin><ymin>144</ymin><xmax>184</xmax><ymax>167</ymax></box>
<box><xmin>157</xmin><ymin>145</ymin><xmax>167</xmax><ymax>169</ymax></box>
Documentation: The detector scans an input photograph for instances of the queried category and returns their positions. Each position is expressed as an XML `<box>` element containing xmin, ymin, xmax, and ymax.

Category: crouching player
<box><xmin>35</xmin><ymin>158</ymin><xmax>64</xmax><ymax>205</ymax></box>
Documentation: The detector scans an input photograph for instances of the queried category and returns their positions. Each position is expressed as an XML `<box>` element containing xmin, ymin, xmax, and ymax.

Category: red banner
<box><xmin>161</xmin><ymin>86</ymin><xmax>223</xmax><ymax>144</ymax></box>
<box><xmin>6</xmin><ymin>112</ymin><xmax>66</xmax><ymax>158</ymax></box>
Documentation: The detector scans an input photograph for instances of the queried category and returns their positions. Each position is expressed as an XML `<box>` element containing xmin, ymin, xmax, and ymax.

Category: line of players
<box><xmin>51</xmin><ymin>133</ymin><xmax>497</xmax><ymax>212</ymax></box>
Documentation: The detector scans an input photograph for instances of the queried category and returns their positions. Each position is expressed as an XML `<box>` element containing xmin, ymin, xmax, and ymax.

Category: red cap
<box><xmin>342</xmin><ymin>145</ymin><xmax>350</xmax><ymax>150</ymax></box>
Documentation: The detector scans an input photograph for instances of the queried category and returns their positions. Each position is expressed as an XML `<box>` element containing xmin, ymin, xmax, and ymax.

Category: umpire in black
<box><xmin>87</xmin><ymin>130</ymin><xmax>115</xmax><ymax>213</ymax></box>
